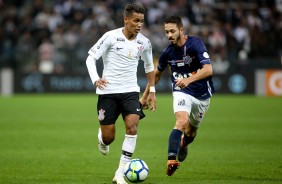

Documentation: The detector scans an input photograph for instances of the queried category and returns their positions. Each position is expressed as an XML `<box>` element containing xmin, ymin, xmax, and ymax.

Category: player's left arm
<box><xmin>175</xmin><ymin>64</ymin><xmax>213</xmax><ymax>89</ymax></box>
<box><xmin>176</xmin><ymin>39</ymin><xmax>213</xmax><ymax>89</ymax></box>
<box><xmin>140</xmin><ymin>40</ymin><xmax>156</xmax><ymax>111</ymax></box>
<box><xmin>143</xmin><ymin>71</ymin><xmax>156</xmax><ymax>111</ymax></box>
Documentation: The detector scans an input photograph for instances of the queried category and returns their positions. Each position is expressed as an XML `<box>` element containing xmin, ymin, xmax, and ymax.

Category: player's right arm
<box><xmin>86</xmin><ymin>32</ymin><xmax>111</xmax><ymax>89</ymax></box>
<box><xmin>86</xmin><ymin>55</ymin><xmax>108</xmax><ymax>89</ymax></box>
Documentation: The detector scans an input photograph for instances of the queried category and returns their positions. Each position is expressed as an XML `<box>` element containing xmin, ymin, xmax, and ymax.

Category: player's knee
<box><xmin>186</xmin><ymin>128</ymin><xmax>197</xmax><ymax>137</ymax></box>
<box><xmin>124</xmin><ymin>116</ymin><xmax>139</xmax><ymax>135</ymax></box>
<box><xmin>102</xmin><ymin>135</ymin><xmax>115</xmax><ymax>145</ymax></box>
<box><xmin>175</xmin><ymin>118</ymin><xmax>189</xmax><ymax>130</ymax></box>
<box><xmin>125</xmin><ymin>123</ymin><xmax>138</xmax><ymax>135</ymax></box>
<box><xmin>186</xmin><ymin>123</ymin><xmax>198</xmax><ymax>137</ymax></box>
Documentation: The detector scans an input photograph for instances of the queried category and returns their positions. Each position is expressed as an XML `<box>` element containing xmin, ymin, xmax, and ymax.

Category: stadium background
<box><xmin>1</xmin><ymin>1</ymin><xmax>282</xmax><ymax>183</ymax></box>
<box><xmin>0</xmin><ymin>0</ymin><xmax>281</xmax><ymax>95</ymax></box>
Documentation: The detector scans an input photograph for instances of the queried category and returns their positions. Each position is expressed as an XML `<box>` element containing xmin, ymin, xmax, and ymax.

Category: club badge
<box><xmin>98</xmin><ymin>109</ymin><xmax>105</xmax><ymax>121</ymax></box>
<box><xmin>183</xmin><ymin>55</ymin><xmax>192</xmax><ymax>65</ymax></box>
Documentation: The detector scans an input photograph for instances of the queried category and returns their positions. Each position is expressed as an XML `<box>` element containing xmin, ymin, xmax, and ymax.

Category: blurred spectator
<box><xmin>211</xmin><ymin>55</ymin><xmax>230</xmax><ymax>74</ymax></box>
<box><xmin>208</xmin><ymin>21</ymin><xmax>229</xmax><ymax>74</ymax></box>
<box><xmin>51</xmin><ymin>25</ymin><xmax>66</xmax><ymax>74</ymax></box>
<box><xmin>38</xmin><ymin>38</ymin><xmax>54</xmax><ymax>74</ymax></box>
<box><xmin>63</xmin><ymin>24</ymin><xmax>79</xmax><ymax>72</ymax></box>
<box><xmin>47</xmin><ymin>9</ymin><xmax>64</xmax><ymax>32</ymax></box>
<box><xmin>0</xmin><ymin>0</ymin><xmax>281</xmax><ymax>73</ymax></box>
<box><xmin>247</xmin><ymin>9</ymin><xmax>262</xmax><ymax>30</ymax></box>
<box><xmin>223</xmin><ymin>23</ymin><xmax>240</xmax><ymax>73</ymax></box>
<box><xmin>16</xmin><ymin>29</ymin><xmax>37</xmax><ymax>72</ymax></box>
<box><xmin>236</xmin><ymin>49</ymin><xmax>249</xmax><ymax>72</ymax></box>
<box><xmin>233</xmin><ymin>18</ymin><xmax>250</xmax><ymax>53</ymax></box>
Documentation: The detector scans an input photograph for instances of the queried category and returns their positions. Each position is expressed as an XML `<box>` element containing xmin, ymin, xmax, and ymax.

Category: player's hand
<box><xmin>175</xmin><ymin>78</ymin><xmax>190</xmax><ymax>89</ymax></box>
<box><xmin>95</xmin><ymin>79</ymin><xmax>108</xmax><ymax>90</ymax></box>
<box><xmin>139</xmin><ymin>97</ymin><xmax>149</xmax><ymax>110</ymax></box>
<box><xmin>147</xmin><ymin>92</ymin><xmax>156</xmax><ymax>111</ymax></box>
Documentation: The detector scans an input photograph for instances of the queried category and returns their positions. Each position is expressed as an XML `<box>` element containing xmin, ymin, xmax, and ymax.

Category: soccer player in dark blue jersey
<box><xmin>141</xmin><ymin>15</ymin><xmax>215</xmax><ymax>176</ymax></box>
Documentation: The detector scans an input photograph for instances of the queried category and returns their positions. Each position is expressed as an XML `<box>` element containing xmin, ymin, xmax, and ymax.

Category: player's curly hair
<box><xmin>123</xmin><ymin>3</ymin><xmax>145</xmax><ymax>17</ymax></box>
<box><xmin>164</xmin><ymin>15</ymin><xmax>183</xmax><ymax>29</ymax></box>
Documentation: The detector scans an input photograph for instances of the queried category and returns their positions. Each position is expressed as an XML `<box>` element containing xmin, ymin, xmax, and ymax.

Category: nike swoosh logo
<box><xmin>136</xmin><ymin>108</ymin><xmax>141</xmax><ymax>111</ymax></box>
<box><xmin>124</xmin><ymin>152</ymin><xmax>131</xmax><ymax>156</ymax></box>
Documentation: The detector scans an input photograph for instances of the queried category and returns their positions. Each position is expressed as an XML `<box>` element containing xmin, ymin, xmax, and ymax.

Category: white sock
<box><xmin>115</xmin><ymin>134</ymin><xmax>137</xmax><ymax>177</ymax></box>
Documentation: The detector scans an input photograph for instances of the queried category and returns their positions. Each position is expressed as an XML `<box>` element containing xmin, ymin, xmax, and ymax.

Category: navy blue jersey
<box><xmin>158</xmin><ymin>36</ymin><xmax>215</xmax><ymax>100</ymax></box>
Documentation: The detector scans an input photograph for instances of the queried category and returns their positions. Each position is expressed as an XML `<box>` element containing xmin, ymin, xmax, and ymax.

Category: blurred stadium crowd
<box><xmin>0</xmin><ymin>0</ymin><xmax>281</xmax><ymax>74</ymax></box>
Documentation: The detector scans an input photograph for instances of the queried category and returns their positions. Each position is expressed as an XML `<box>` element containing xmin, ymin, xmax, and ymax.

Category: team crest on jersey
<box><xmin>127</xmin><ymin>49</ymin><xmax>133</xmax><ymax>58</ymax></box>
<box><xmin>183</xmin><ymin>55</ymin><xmax>192</xmax><ymax>65</ymax></box>
<box><xmin>136</xmin><ymin>46</ymin><xmax>144</xmax><ymax>58</ymax></box>
<box><xmin>98</xmin><ymin>109</ymin><xmax>105</xmax><ymax>121</ymax></box>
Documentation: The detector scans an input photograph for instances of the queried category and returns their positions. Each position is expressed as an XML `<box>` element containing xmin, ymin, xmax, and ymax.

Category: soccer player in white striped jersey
<box><xmin>86</xmin><ymin>3</ymin><xmax>156</xmax><ymax>184</ymax></box>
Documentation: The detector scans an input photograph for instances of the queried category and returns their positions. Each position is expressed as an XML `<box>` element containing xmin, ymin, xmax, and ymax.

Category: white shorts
<box><xmin>173</xmin><ymin>92</ymin><xmax>211</xmax><ymax>128</ymax></box>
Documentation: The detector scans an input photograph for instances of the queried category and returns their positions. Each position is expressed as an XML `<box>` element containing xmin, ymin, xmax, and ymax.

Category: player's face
<box><xmin>124</xmin><ymin>12</ymin><xmax>144</xmax><ymax>37</ymax></box>
<box><xmin>164</xmin><ymin>23</ymin><xmax>183</xmax><ymax>45</ymax></box>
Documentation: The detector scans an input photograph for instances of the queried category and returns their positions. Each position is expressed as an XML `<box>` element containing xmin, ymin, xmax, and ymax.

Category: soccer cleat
<box><xmin>178</xmin><ymin>135</ymin><xmax>188</xmax><ymax>162</ymax></box>
<box><xmin>112</xmin><ymin>176</ymin><xmax>128</xmax><ymax>184</ymax></box>
<box><xmin>166</xmin><ymin>160</ymin><xmax>180</xmax><ymax>176</ymax></box>
<box><xmin>98</xmin><ymin>128</ymin><xmax>109</xmax><ymax>155</ymax></box>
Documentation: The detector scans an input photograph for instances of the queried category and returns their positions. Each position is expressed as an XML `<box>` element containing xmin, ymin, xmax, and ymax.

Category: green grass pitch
<box><xmin>0</xmin><ymin>94</ymin><xmax>282</xmax><ymax>184</ymax></box>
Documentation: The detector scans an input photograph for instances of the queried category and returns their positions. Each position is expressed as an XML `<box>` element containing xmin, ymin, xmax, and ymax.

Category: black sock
<box><xmin>183</xmin><ymin>133</ymin><xmax>196</xmax><ymax>147</ymax></box>
<box><xmin>168</xmin><ymin>129</ymin><xmax>182</xmax><ymax>160</ymax></box>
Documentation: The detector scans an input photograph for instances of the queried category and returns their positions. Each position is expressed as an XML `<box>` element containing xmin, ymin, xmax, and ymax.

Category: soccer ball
<box><xmin>124</xmin><ymin>159</ymin><xmax>149</xmax><ymax>183</ymax></box>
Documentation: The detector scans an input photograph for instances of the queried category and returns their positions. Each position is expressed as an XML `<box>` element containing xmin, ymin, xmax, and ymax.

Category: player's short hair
<box><xmin>164</xmin><ymin>15</ymin><xmax>183</xmax><ymax>28</ymax></box>
<box><xmin>123</xmin><ymin>3</ymin><xmax>145</xmax><ymax>17</ymax></box>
